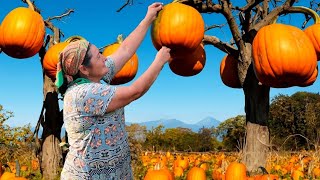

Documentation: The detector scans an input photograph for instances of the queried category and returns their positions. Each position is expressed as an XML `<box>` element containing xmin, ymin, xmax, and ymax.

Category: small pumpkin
<box><xmin>252</xmin><ymin>23</ymin><xmax>317</xmax><ymax>88</ymax></box>
<box><xmin>169</xmin><ymin>44</ymin><xmax>206</xmax><ymax>77</ymax></box>
<box><xmin>151</xmin><ymin>3</ymin><xmax>204</xmax><ymax>52</ymax></box>
<box><xmin>102</xmin><ymin>35</ymin><xmax>138</xmax><ymax>85</ymax></box>
<box><xmin>144</xmin><ymin>163</ymin><xmax>174</xmax><ymax>180</ymax></box>
<box><xmin>220</xmin><ymin>55</ymin><xmax>241</xmax><ymax>88</ymax></box>
<box><xmin>186</xmin><ymin>167</ymin><xmax>206</xmax><ymax>180</ymax></box>
<box><xmin>0</xmin><ymin>7</ymin><xmax>45</xmax><ymax>59</ymax></box>
<box><xmin>225</xmin><ymin>162</ymin><xmax>247</xmax><ymax>180</ymax></box>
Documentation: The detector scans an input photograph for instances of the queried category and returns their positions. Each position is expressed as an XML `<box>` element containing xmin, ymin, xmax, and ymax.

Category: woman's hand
<box><xmin>144</xmin><ymin>2</ymin><xmax>163</xmax><ymax>24</ymax></box>
<box><xmin>155</xmin><ymin>46</ymin><xmax>171</xmax><ymax>64</ymax></box>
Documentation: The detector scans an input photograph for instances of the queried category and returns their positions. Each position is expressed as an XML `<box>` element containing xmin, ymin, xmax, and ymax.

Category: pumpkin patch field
<box><xmin>2</xmin><ymin>0</ymin><xmax>320</xmax><ymax>179</ymax></box>
<box><xmin>132</xmin><ymin>150</ymin><xmax>320</xmax><ymax>180</ymax></box>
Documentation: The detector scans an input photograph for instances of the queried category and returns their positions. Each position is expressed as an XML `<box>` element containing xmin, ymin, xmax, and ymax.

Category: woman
<box><xmin>56</xmin><ymin>2</ymin><xmax>171</xmax><ymax>179</ymax></box>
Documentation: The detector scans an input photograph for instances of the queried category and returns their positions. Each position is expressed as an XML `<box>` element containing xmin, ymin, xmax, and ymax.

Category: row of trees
<box><xmin>127</xmin><ymin>91</ymin><xmax>320</xmax><ymax>153</ymax></box>
<box><xmin>1</xmin><ymin>91</ymin><xmax>320</xmax><ymax>170</ymax></box>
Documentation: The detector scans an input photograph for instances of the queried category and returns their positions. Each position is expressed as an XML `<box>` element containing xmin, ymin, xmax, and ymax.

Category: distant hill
<box><xmin>32</xmin><ymin>117</ymin><xmax>221</xmax><ymax>137</ymax></box>
<box><xmin>126</xmin><ymin>116</ymin><xmax>221</xmax><ymax>132</ymax></box>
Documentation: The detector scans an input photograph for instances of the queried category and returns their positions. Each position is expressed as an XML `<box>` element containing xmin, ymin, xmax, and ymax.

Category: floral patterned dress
<box><xmin>61</xmin><ymin>58</ymin><xmax>133</xmax><ymax>180</ymax></box>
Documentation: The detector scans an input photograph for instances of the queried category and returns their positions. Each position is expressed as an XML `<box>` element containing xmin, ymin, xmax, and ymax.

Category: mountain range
<box><xmin>126</xmin><ymin>116</ymin><xmax>221</xmax><ymax>132</ymax></box>
<box><xmin>32</xmin><ymin>116</ymin><xmax>221</xmax><ymax>137</ymax></box>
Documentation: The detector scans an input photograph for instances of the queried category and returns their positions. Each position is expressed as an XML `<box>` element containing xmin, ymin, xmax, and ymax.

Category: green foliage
<box><xmin>214</xmin><ymin>115</ymin><xmax>246</xmax><ymax>151</ymax></box>
<box><xmin>269</xmin><ymin>91</ymin><xmax>320</xmax><ymax>150</ymax></box>
<box><xmin>0</xmin><ymin>104</ymin><xmax>40</xmax><ymax>179</ymax></box>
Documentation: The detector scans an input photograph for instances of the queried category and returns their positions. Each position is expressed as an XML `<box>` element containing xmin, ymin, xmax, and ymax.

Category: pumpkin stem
<box><xmin>117</xmin><ymin>34</ymin><xmax>124</xmax><ymax>44</ymax></box>
<box><xmin>171</xmin><ymin>0</ymin><xmax>188</xmax><ymax>3</ymax></box>
<box><xmin>258</xmin><ymin>166</ymin><xmax>269</xmax><ymax>175</ymax></box>
<box><xmin>25</xmin><ymin>0</ymin><xmax>35</xmax><ymax>11</ymax></box>
<box><xmin>286</xmin><ymin>6</ymin><xmax>320</xmax><ymax>24</ymax></box>
<box><xmin>154</xmin><ymin>162</ymin><xmax>161</xmax><ymax>170</ymax></box>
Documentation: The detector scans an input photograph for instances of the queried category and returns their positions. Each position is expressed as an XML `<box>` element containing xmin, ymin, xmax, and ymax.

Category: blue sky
<box><xmin>1</xmin><ymin>0</ymin><xmax>319</xmax><ymax>127</ymax></box>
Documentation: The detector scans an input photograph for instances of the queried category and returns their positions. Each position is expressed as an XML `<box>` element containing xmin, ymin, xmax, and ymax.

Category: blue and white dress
<box><xmin>61</xmin><ymin>58</ymin><xmax>133</xmax><ymax>180</ymax></box>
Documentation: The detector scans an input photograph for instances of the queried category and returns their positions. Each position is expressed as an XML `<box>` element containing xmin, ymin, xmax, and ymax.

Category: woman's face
<box><xmin>84</xmin><ymin>44</ymin><xmax>108</xmax><ymax>81</ymax></box>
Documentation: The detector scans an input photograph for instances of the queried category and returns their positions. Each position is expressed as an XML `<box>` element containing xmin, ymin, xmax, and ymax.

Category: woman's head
<box><xmin>55</xmin><ymin>39</ymin><xmax>109</xmax><ymax>91</ymax></box>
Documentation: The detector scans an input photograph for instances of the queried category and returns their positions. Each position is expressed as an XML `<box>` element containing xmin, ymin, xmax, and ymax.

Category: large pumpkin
<box><xmin>0</xmin><ymin>7</ymin><xmax>45</xmax><ymax>59</ymax></box>
<box><xmin>102</xmin><ymin>35</ymin><xmax>138</xmax><ymax>85</ymax></box>
<box><xmin>252</xmin><ymin>23</ymin><xmax>318</xmax><ymax>88</ymax></box>
<box><xmin>43</xmin><ymin>42</ymin><xmax>69</xmax><ymax>80</ymax></box>
<box><xmin>169</xmin><ymin>44</ymin><xmax>206</xmax><ymax>77</ymax></box>
<box><xmin>42</xmin><ymin>36</ymin><xmax>86</xmax><ymax>81</ymax></box>
<box><xmin>151</xmin><ymin>3</ymin><xmax>204</xmax><ymax>52</ymax></box>
<box><xmin>220</xmin><ymin>55</ymin><xmax>241</xmax><ymax>88</ymax></box>
<box><xmin>225</xmin><ymin>162</ymin><xmax>247</xmax><ymax>180</ymax></box>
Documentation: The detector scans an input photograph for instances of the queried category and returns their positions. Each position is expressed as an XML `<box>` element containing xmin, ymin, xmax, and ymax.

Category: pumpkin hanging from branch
<box><xmin>102</xmin><ymin>34</ymin><xmax>138</xmax><ymax>85</ymax></box>
<box><xmin>252</xmin><ymin>23</ymin><xmax>318</xmax><ymax>88</ymax></box>
<box><xmin>169</xmin><ymin>44</ymin><xmax>206</xmax><ymax>77</ymax></box>
<box><xmin>220</xmin><ymin>54</ymin><xmax>241</xmax><ymax>88</ymax></box>
<box><xmin>42</xmin><ymin>36</ymin><xmax>86</xmax><ymax>81</ymax></box>
<box><xmin>0</xmin><ymin>7</ymin><xmax>45</xmax><ymax>59</ymax></box>
<box><xmin>151</xmin><ymin>2</ymin><xmax>204</xmax><ymax>52</ymax></box>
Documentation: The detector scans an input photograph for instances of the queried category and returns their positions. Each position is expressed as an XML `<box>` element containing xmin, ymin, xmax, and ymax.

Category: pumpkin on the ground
<box><xmin>225</xmin><ymin>162</ymin><xmax>247</xmax><ymax>180</ymax></box>
<box><xmin>186</xmin><ymin>167</ymin><xmax>206</xmax><ymax>180</ymax></box>
<box><xmin>102</xmin><ymin>35</ymin><xmax>138</xmax><ymax>85</ymax></box>
<box><xmin>0</xmin><ymin>7</ymin><xmax>45</xmax><ymax>59</ymax></box>
<box><xmin>151</xmin><ymin>3</ymin><xmax>204</xmax><ymax>52</ymax></box>
<box><xmin>252</xmin><ymin>23</ymin><xmax>318</xmax><ymax>88</ymax></box>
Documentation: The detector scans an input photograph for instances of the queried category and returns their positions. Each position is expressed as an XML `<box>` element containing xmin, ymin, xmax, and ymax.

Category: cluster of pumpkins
<box><xmin>0</xmin><ymin>3</ymin><xmax>206</xmax><ymax>87</ymax></box>
<box><xmin>1</xmin><ymin>4</ymin><xmax>320</xmax><ymax>87</ymax></box>
<box><xmin>0</xmin><ymin>6</ymin><xmax>137</xmax><ymax>85</ymax></box>
<box><xmin>220</xmin><ymin>6</ymin><xmax>320</xmax><ymax>89</ymax></box>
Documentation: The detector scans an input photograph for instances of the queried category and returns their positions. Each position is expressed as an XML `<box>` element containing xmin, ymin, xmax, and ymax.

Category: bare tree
<box><xmin>118</xmin><ymin>0</ymin><xmax>319</xmax><ymax>171</ymax></box>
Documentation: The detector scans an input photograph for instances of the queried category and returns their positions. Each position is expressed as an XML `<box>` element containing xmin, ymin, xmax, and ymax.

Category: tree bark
<box><xmin>40</xmin><ymin>76</ymin><xmax>63</xmax><ymax>179</ymax></box>
<box><xmin>242</xmin><ymin>65</ymin><xmax>270</xmax><ymax>172</ymax></box>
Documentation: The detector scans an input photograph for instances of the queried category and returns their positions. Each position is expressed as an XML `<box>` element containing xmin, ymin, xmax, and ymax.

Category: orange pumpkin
<box><xmin>305</xmin><ymin>23</ymin><xmax>320</xmax><ymax>60</ymax></box>
<box><xmin>0</xmin><ymin>7</ymin><xmax>45</xmax><ymax>59</ymax></box>
<box><xmin>169</xmin><ymin>44</ymin><xmax>206</xmax><ymax>77</ymax></box>
<box><xmin>42</xmin><ymin>36</ymin><xmax>86</xmax><ymax>81</ymax></box>
<box><xmin>225</xmin><ymin>162</ymin><xmax>247</xmax><ymax>180</ymax></box>
<box><xmin>0</xmin><ymin>172</ymin><xmax>15</xmax><ymax>180</ymax></box>
<box><xmin>102</xmin><ymin>35</ymin><xmax>138</xmax><ymax>85</ymax></box>
<box><xmin>144</xmin><ymin>163</ymin><xmax>174</xmax><ymax>180</ymax></box>
<box><xmin>252</xmin><ymin>23</ymin><xmax>318</xmax><ymax>88</ymax></box>
<box><xmin>151</xmin><ymin>3</ymin><xmax>204</xmax><ymax>52</ymax></box>
<box><xmin>186</xmin><ymin>167</ymin><xmax>207</xmax><ymax>180</ymax></box>
<box><xmin>220</xmin><ymin>55</ymin><xmax>241</xmax><ymax>88</ymax></box>
<box><xmin>43</xmin><ymin>42</ymin><xmax>69</xmax><ymax>80</ymax></box>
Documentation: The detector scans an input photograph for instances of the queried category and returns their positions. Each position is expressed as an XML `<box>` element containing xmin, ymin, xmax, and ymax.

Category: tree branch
<box><xmin>205</xmin><ymin>24</ymin><xmax>225</xmax><ymax>31</ymax></box>
<box><xmin>117</xmin><ymin>0</ymin><xmax>132</xmax><ymax>12</ymax></box>
<box><xmin>220</xmin><ymin>0</ymin><xmax>243</xmax><ymax>50</ymax></box>
<box><xmin>203</xmin><ymin>35</ymin><xmax>238</xmax><ymax>56</ymax></box>
<box><xmin>45</xmin><ymin>9</ymin><xmax>74</xmax><ymax>22</ymax></box>
<box><xmin>21</xmin><ymin>0</ymin><xmax>40</xmax><ymax>13</ymax></box>
<box><xmin>250</xmin><ymin>0</ymin><xmax>296</xmax><ymax>33</ymax></box>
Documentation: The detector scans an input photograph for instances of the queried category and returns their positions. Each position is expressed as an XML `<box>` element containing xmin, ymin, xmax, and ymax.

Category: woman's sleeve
<box><xmin>79</xmin><ymin>83</ymin><xmax>117</xmax><ymax>116</ymax></box>
<box><xmin>102</xmin><ymin>56</ymin><xmax>116</xmax><ymax>84</ymax></box>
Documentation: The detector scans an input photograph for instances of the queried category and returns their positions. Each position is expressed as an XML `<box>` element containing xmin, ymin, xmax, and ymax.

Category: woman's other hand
<box><xmin>144</xmin><ymin>2</ymin><xmax>163</xmax><ymax>24</ymax></box>
<box><xmin>155</xmin><ymin>46</ymin><xmax>171</xmax><ymax>64</ymax></box>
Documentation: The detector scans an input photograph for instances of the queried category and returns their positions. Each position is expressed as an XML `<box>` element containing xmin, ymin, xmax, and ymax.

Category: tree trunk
<box><xmin>242</xmin><ymin>65</ymin><xmax>270</xmax><ymax>172</ymax></box>
<box><xmin>41</xmin><ymin>76</ymin><xmax>63</xmax><ymax>179</ymax></box>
